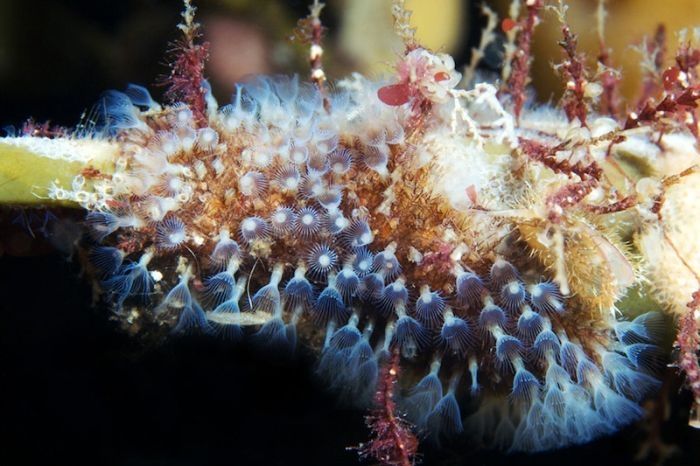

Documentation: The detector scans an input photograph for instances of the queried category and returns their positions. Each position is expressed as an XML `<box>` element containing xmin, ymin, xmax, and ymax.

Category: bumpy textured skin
<box><xmin>2</xmin><ymin>1</ymin><xmax>700</xmax><ymax>457</ymax></box>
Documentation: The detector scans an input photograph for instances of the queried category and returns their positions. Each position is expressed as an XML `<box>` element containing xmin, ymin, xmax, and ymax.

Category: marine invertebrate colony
<box><xmin>2</xmin><ymin>0</ymin><xmax>700</xmax><ymax>463</ymax></box>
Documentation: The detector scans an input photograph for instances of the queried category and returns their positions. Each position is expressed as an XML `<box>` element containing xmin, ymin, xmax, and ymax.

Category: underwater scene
<box><xmin>2</xmin><ymin>1</ymin><xmax>700</xmax><ymax>465</ymax></box>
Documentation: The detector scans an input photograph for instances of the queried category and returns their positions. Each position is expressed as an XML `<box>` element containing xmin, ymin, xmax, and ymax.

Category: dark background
<box><xmin>1</xmin><ymin>1</ymin><xmax>699</xmax><ymax>465</ymax></box>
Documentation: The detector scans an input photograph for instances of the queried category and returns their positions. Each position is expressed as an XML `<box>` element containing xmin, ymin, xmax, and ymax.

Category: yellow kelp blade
<box><xmin>0</xmin><ymin>137</ymin><xmax>117</xmax><ymax>207</ymax></box>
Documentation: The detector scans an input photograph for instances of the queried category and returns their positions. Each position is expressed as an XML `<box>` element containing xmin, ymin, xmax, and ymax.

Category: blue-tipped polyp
<box><xmin>527</xmin><ymin>281</ymin><xmax>564</xmax><ymax>314</ymax></box>
<box><xmin>393</xmin><ymin>312</ymin><xmax>429</xmax><ymax>359</ymax></box>
<box><xmin>313</xmin><ymin>274</ymin><xmax>349</xmax><ymax>326</ymax></box>
<box><xmin>440</xmin><ymin>309</ymin><xmax>473</xmax><ymax>357</ymax></box>
<box><xmin>336</xmin><ymin>265</ymin><xmax>360</xmax><ymax>301</ymax></box>
<box><xmin>341</xmin><ymin>219</ymin><xmax>374</xmax><ymax>248</ymax></box>
<box><xmin>455</xmin><ymin>270</ymin><xmax>488</xmax><ymax>310</ymax></box>
<box><xmin>352</xmin><ymin>247</ymin><xmax>374</xmax><ymax>277</ymax></box>
<box><xmin>239</xmin><ymin>216</ymin><xmax>270</xmax><ymax>243</ymax></box>
<box><xmin>306</xmin><ymin>243</ymin><xmax>338</xmax><ymax>280</ymax></box>
<box><xmin>88</xmin><ymin>246</ymin><xmax>126</xmax><ymax>277</ymax></box>
<box><xmin>414</xmin><ymin>285</ymin><xmax>446</xmax><ymax>328</ymax></box>
<box><xmin>296</xmin><ymin>206</ymin><xmax>324</xmax><ymax>239</ymax></box>
<box><xmin>270</xmin><ymin>206</ymin><xmax>297</xmax><ymax>236</ymax></box>
<box><xmin>209</xmin><ymin>229</ymin><xmax>241</xmax><ymax>270</ymax></box>
<box><xmin>372</xmin><ymin>243</ymin><xmax>401</xmax><ymax>281</ymax></box>
<box><xmin>155</xmin><ymin>216</ymin><xmax>187</xmax><ymax>250</ymax></box>
<box><xmin>85</xmin><ymin>211</ymin><xmax>120</xmax><ymax>242</ymax></box>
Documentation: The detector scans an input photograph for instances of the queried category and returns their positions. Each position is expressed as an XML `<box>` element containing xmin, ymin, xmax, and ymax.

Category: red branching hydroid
<box><xmin>504</xmin><ymin>0</ymin><xmax>544</xmax><ymax>124</ymax></box>
<box><xmin>163</xmin><ymin>0</ymin><xmax>210</xmax><ymax>127</ymax></box>
<box><xmin>596</xmin><ymin>1</ymin><xmax>621</xmax><ymax>118</ymax></box>
<box><xmin>625</xmin><ymin>35</ymin><xmax>700</xmax><ymax>137</ymax></box>
<box><xmin>678</xmin><ymin>291</ymin><xmax>700</xmax><ymax>425</ymax></box>
<box><xmin>359</xmin><ymin>351</ymin><xmax>418</xmax><ymax>466</ymax></box>
<box><xmin>637</xmin><ymin>25</ymin><xmax>668</xmax><ymax>108</ymax></box>
<box><xmin>557</xmin><ymin>23</ymin><xmax>590</xmax><ymax>127</ymax></box>
<box><xmin>293</xmin><ymin>1</ymin><xmax>331</xmax><ymax>112</ymax></box>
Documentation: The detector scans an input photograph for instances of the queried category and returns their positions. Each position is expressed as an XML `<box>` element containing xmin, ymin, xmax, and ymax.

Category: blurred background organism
<box><xmin>3</xmin><ymin>0</ymin><xmax>700</xmax><ymax>128</ymax></box>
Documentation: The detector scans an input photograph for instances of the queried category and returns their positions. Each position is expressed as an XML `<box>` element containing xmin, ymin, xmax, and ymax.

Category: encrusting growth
<box><xmin>2</xmin><ymin>0</ymin><xmax>700</xmax><ymax>463</ymax></box>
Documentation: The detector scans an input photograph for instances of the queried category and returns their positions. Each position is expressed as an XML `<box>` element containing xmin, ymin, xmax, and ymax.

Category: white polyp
<box><xmin>239</xmin><ymin>175</ymin><xmax>254</xmax><ymax>194</ymax></box>
<box><xmin>335</xmin><ymin>217</ymin><xmax>349</xmax><ymax>229</ymax></box>
<box><xmin>258</xmin><ymin>148</ymin><xmax>275</xmax><ymax>165</ymax></box>
<box><xmin>197</xmin><ymin>128</ymin><xmax>218</xmax><ymax>147</ymax></box>
<box><xmin>285</xmin><ymin>177</ymin><xmax>299</xmax><ymax>189</ymax></box>
<box><xmin>243</xmin><ymin>219</ymin><xmax>257</xmax><ymax>232</ymax></box>
<box><xmin>176</xmin><ymin>108</ymin><xmax>192</xmax><ymax>125</ymax></box>
<box><xmin>169</xmin><ymin>229</ymin><xmax>186</xmax><ymax>245</ymax></box>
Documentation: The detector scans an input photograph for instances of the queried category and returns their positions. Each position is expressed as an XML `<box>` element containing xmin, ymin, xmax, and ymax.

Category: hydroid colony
<box><xmin>2</xmin><ymin>0</ymin><xmax>700</xmax><ymax>463</ymax></box>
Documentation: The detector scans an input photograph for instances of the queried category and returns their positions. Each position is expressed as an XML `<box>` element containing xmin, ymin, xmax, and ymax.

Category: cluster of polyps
<box><xmin>33</xmin><ymin>59</ymin><xmax>667</xmax><ymax>451</ymax></box>
<box><xmin>5</xmin><ymin>0</ymin><xmax>700</xmax><ymax>458</ymax></box>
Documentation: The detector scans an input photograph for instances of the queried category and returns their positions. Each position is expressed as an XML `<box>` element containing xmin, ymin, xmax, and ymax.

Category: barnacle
<box><xmin>2</xmin><ymin>0</ymin><xmax>700</xmax><ymax>464</ymax></box>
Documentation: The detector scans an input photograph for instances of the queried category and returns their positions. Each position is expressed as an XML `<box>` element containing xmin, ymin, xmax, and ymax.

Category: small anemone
<box><xmin>495</xmin><ymin>334</ymin><xmax>524</xmax><ymax>368</ymax></box>
<box><xmin>196</xmin><ymin>127</ymin><xmax>219</xmax><ymax>150</ymax></box>
<box><xmin>207</xmin><ymin>277</ymin><xmax>246</xmax><ymax>340</ymax></box>
<box><xmin>155</xmin><ymin>216</ymin><xmax>187</xmax><ymax>249</ymax></box>
<box><xmin>289</xmin><ymin>143</ymin><xmax>309</xmax><ymax>164</ymax></box>
<box><xmin>284</xmin><ymin>266</ymin><xmax>315</xmax><ymax>312</ymax></box>
<box><xmin>313</xmin><ymin>275</ymin><xmax>349</xmax><ymax>326</ymax></box>
<box><xmin>314</xmin><ymin>132</ymin><xmax>339</xmax><ymax>155</ymax></box>
<box><xmin>393</xmin><ymin>315</ymin><xmax>429</xmax><ymax>358</ymax></box>
<box><xmin>270</xmin><ymin>206</ymin><xmax>297</xmax><ymax>236</ymax></box>
<box><xmin>314</xmin><ymin>185</ymin><xmax>343</xmax><ymax>210</ymax></box>
<box><xmin>362</xmin><ymin>144</ymin><xmax>389</xmax><ymax>174</ymax></box>
<box><xmin>478</xmin><ymin>303</ymin><xmax>506</xmax><ymax>331</ymax></box>
<box><xmin>402</xmin><ymin>362</ymin><xmax>443</xmax><ymax>427</ymax></box>
<box><xmin>440</xmin><ymin>313</ymin><xmax>473</xmax><ymax>357</ymax></box>
<box><xmin>516</xmin><ymin>306</ymin><xmax>544</xmax><ymax>342</ymax></box>
<box><xmin>341</xmin><ymin>219</ymin><xmax>374</xmax><ymax>248</ymax></box>
<box><xmin>533</xmin><ymin>328</ymin><xmax>561</xmax><ymax>359</ymax></box>
<box><xmin>100</xmin><ymin>90</ymin><xmax>149</xmax><ymax>134</ymax></box>
<box><xmin>124</xmin><ymin>83</ymin><xmax>160</xmax><ymax>111</ymax></box>
<box><xmin>307</xmin><ymin>152</ymin><xmax>330</xmax><ymax>176</ymax></box>
<box><xmin>455</xmin><ymin>271</ymin><xmax>488</xmax><ymax>310</ymax></box>
<box><xmin>85</xmin><ymin>211</ymin><xmax>120</xmax><ymax>242</ymax></box>
<box><xmin>528</xmin><ymin>281</ymin><xmax>564</xmax><ymax>314</ymax></box>
<box><xmin>358</xmin><ymin>272</ymin><xmax>384</xmax><ymax>302</ymax></box>
<box><xmin>296</xmin><ymin>206</ymin><xmax>324</xmax><ymax>238</ymax></box>
<box><xmin>380</xmin><ymin>279</ymin><xmax>409</xmax><ymax>314</ymax></box>
<box><xmin>173</xmin><ymin>302</ymin><xmax>211</xmax><ymax>336</ymax></box>
<box><xmin>336</xmin><ymin>266</ymin><xmax>360</xmax><ymax>301</ymax></box>
<box><xmin>489</xmin><ymin>259</ymin><xmax>519</xmax><ymax>290</ymax></box>
<box><xmin>88</xmin><ymin>246</ymin><xmax>126</xmax><ymax>277</ymax></box>
<box><xmin>373</xmin><ymin>246</ymin><xmax>401</xmax><ymax>281</ymax></box>
<box><xmin>511</xmin><ymin>367</ymin><xmax>541</xmax><ymax>405</ymax></box>
<box><xmin>239</xmin><ymin>216</ymin><xmax>270</xmax><ymax>243</ymax></box>
<box><xmin>274</xmin><ymin>164</ymin><xmax>301</xmax><ymax>192</ymax></box>
<box><xmin>203</xmin><ymin>270</ymin><xmax>235</xmax><ymax>307</ymax></box>
<box><xmin>414</xmin><ymin>286</ymin><xmax>446</xmax><ymax>328</ymax></box>
<box><xmin>168</xmin><ymin>104</ymin><xmax>194</xmax><ymax>128</ymax></box>
<box><xmin>352</xmin><ymin>247</ymin><xmax>374</xmax><ymax>277</ymax></box>
<box><xmin>328</xmin><ymin>148</ymin><xmax>353</xmax><ymax>174</ymax></box>
<box><xmin>210</xmin><ymin>230</ymin><xmax>241</xmax><ymax>270</ymax></box>
<box><xmin>327</xmin><ymin>210</ymin><xmax>350</xmax><ymax>234</ymax></box>
<box><xmin>306</xmin><ymin>243</ymin><xmax>338</xmax><ymax>279</ymax></box>
<box><xmin>500</xmin><ymin>280</ymin><xmax>526</xmax><ymax>314</ymax></box>
<box><xmin>238</xmin><ymin>171</ymin><xmax>268</xmax><ymax>197</ymax></box>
